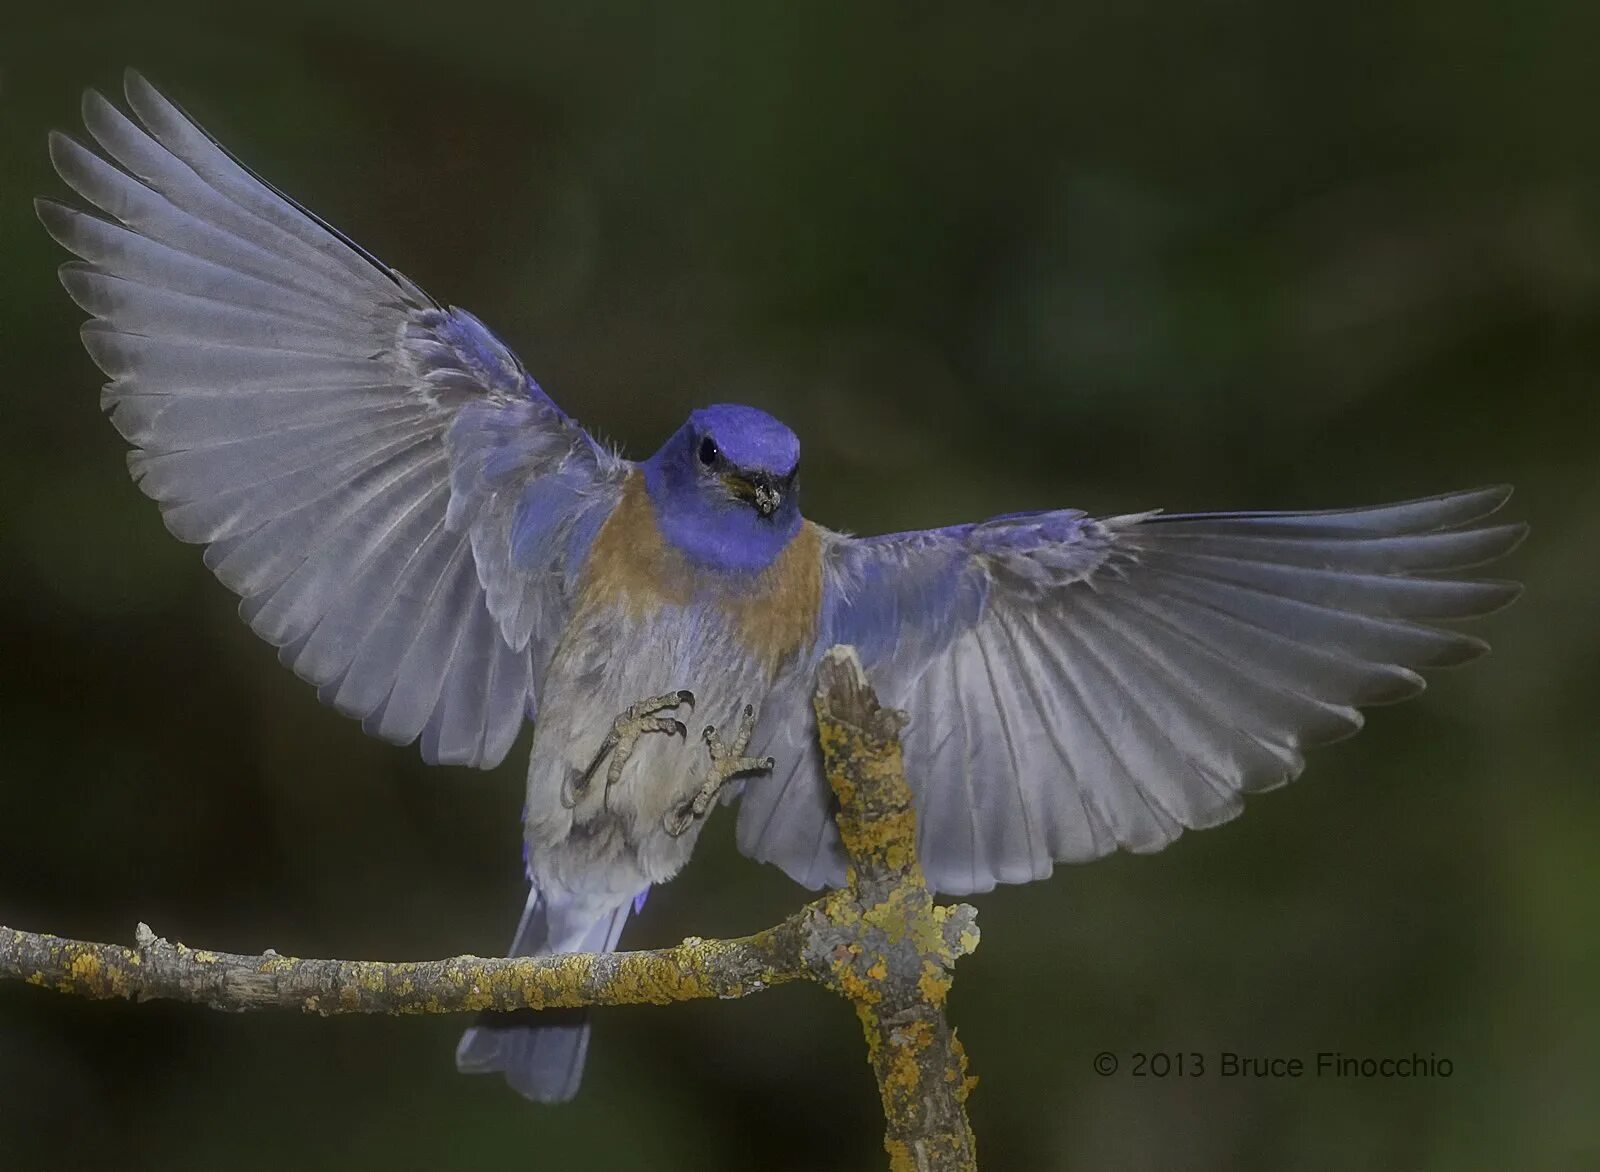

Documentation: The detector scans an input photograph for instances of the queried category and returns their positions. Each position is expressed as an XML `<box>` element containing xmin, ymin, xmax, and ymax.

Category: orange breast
<box><xmin>576</xmin><ymin>471</ymin><xmax>823</xmax><ymax>671</ymax></box>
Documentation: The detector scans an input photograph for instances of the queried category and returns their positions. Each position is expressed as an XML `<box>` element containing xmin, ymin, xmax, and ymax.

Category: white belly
<box><xmin>521</xmin><ymin>600</ymin><xmax>775</xmax><ymax>901</ymax></box>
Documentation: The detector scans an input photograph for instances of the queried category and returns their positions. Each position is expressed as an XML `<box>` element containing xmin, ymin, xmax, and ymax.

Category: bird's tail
<box><xmin>455</xmin><ymin>887</ymin><xmax>631</xmax><ymax>1102</ymax></box>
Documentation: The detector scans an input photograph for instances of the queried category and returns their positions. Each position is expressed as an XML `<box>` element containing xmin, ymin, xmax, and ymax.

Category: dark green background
<box><xmin>2</xmin><ymin>4</ymin><xmax>1595</xmax><ymax>1168</ymax></box>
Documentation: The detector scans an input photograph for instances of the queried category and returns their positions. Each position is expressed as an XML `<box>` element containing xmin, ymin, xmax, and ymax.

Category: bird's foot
<box><xmin>562</xmin><ymin>690</ymin><xmax>695</xmax><ymax>808</ymax></box>
<box><xmin>663</xmin><ymin>703</ymin><xmax>775</xmax><ymax>837</ymax></box>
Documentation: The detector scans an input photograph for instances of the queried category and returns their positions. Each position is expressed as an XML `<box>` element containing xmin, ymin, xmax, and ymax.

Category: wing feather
<box><xmin>42</xmin><ymin>72</ymin><xmax>624</xmax><ymax>767</ymax></box>
<box><xmin>739</xmin><ymin>489</ymin><xmax>1525</xmax><ymax>894</ymax></box>
<box><xmin>39</xmin><ymin>200</ymin><xmax>345</xmax><ymax>325</ymax></box>
<box><xmin>60</xmin><ymin>265</ymin><xmax>378</xmax><ymax>356</ymax></box>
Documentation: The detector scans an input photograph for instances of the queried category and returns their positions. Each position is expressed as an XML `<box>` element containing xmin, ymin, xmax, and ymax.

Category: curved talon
<box><xmin>669</xmin><ymin>700</ymin><xmax>778</xmax><ymax>835</ymax></box>
<box><xmin>570</xmin><ymin>690</ymin><xmax>696</xmax><ymax>807</ymax></box>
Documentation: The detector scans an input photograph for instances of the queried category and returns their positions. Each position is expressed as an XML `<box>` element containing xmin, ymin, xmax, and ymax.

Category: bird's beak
<box><xmin>724</xmin><ymin>472</ymin><xmax>782</xmax><ymax>517</ymax></box>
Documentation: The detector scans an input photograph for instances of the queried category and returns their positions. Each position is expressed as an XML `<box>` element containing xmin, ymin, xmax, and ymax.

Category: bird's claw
<box><xmin>563</xmin><ymin>690</ymin><xmax>694</xmax><ymax>808</ymax></box>
<box><xmin>663</xmin><ymin>703</ymin><xmax>775</xmax><ymax>837</ymax></box>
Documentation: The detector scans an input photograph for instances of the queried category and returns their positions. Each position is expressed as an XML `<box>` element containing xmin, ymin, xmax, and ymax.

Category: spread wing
<box><xmin>39</xmin><ymin>70</ymin><xmax>627</xmax><ymax>768</ymax></box>
<box><xmin>738</xmin><ymin>488</ymin><xmax>1526</xmax><ymax>895</ymax></box>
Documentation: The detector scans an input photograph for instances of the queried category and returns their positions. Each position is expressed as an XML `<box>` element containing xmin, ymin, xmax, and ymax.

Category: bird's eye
<box><xmin>698</xmin><ymin>436</ymin><xmax>719</xmax><ymax>466</ymax></box>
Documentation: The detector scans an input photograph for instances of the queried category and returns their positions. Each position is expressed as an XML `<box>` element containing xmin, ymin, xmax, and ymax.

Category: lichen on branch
<box><xmin>0</xmin><ymin>917</ymin><xmax>812</xmax><ymax>1015</ymax></box>
<box><xmin>0</xmin><ymin>645</ymin><xmax>979</xmax><ymax>1172</ymax></box>
<box><xmin>809</xmin><ymin>648</ymin><xmax>980</xmax><ymax>1172</ymax></box>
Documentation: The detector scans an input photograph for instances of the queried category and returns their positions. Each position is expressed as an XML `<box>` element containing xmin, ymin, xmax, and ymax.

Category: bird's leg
<box><xmin>663</xmin><ymin>704</ymin><xmax>775</xmax><ymax>837</ymax></box>
<box><xmin>562</xmin><ymin>690</ymin><xmax>695</xmax><ymax>808</ymax></box>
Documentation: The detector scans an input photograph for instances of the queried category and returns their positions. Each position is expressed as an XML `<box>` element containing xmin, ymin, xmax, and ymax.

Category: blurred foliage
<box><xmin>2</xmin><ymin>2</ymin><xmax>1597</xmax><ymax>1168</ymax></box>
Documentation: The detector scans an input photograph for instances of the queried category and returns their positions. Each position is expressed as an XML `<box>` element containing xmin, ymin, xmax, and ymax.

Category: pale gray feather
<box><xmin>40</xmin><ymin>70</ymin><xmax>626</xmax><ymax>768</ymax></box>
<box><xmin>738</xmin><ymin>487</ymin><xmax>1526</xmax><ymax>895</ymax></box>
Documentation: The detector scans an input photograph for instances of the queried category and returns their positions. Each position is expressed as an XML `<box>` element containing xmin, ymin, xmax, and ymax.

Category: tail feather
<box><xmin>456</xmin><ymin>888</ymin><xmax>631</xmax><ymax>1103</ymax></box>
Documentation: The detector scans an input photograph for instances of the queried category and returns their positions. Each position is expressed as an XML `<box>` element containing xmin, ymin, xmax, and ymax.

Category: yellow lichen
<box><xmin>67</xmin><ymin>951</ymin><xmax>104</xmax><ymax>983</ymax></box>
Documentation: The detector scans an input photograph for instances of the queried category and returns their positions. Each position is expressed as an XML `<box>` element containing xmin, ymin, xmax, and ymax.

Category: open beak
<box><xmin>753</xmin><ymin>482</ymin><xmax>781</xmax><ymax>517</ymax></box>
<box><xmin>725</xmin><ymin>472</ymin><xmax>782</xmax><ymax>517</ymax></box>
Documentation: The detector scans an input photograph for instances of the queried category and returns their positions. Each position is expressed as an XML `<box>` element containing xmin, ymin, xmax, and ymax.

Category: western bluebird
<box><xmin>39</xmin><ymin>73</ymin><xmax>1525</xmax><ymax>1102</ymax></box>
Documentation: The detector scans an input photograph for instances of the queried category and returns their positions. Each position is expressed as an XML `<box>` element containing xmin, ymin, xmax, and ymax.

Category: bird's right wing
<box><xmin>39</xmin><ymin>71</ymin><xmax>628</xmax><ymax>767</ymax></box>
<box><xmin>739</xmin><ymin>488</ymin><xmax>1525</xmax><ymax>894</ymax></box>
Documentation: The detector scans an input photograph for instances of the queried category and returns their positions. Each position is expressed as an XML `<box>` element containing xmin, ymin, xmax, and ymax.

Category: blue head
<box><xmin>642</xmin><ymin>404</ymin><xmax>802</xmax><ymax>572</ymax></box>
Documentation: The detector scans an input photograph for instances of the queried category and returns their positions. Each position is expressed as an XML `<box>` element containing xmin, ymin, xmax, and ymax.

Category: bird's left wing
<box><xmin>737</xmin><ymin>488</ymin><xmax>1525</xmax><ymax>895</ymax></box>
<box><xmin>39</xmin><ymin>72</ymin><xmax>628</xmax><ymax>768</ymax></box>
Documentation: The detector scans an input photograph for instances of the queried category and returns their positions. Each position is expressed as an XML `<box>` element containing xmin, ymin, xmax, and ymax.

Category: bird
<box><xmin>38</xmin><ymin>71</ymin><xmax>1526</xmax><ymax>1103</ymax></box>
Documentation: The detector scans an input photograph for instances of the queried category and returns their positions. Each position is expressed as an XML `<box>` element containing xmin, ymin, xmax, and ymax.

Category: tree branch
<box><xmin>809</xmin><ymin>648</ymin><xmax>981</xmax><ymax>1172</ymax></box>
<box><xmin>0</xmin><ymin>645</ymin><xmax>979</xmax><ymax>1171</ymax></box>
